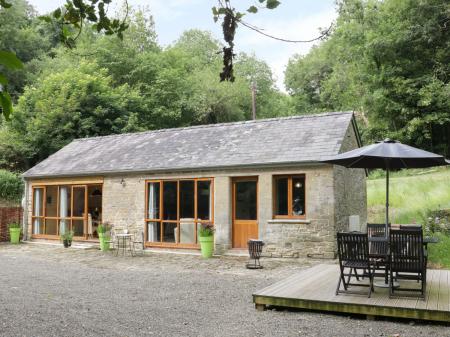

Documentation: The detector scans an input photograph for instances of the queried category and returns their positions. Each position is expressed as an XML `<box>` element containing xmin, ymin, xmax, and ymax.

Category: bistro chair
<box><xmin>132</xmin><ymin>230</ymin><xmax>145</xmax><ymax>256</ymax></box>
<box><xmin>336</xmin><ymin>232</ymin><xmax>374</xmax><ymax>298</ymax></box>
<box><xmin>389</xmin><ymin>229</ymin><xmax>427</xmax><ymax>299</ymax></box>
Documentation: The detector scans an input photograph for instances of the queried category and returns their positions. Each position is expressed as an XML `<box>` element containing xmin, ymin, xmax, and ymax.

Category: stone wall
<box><xmin>333</xmin><ymin>122</ymin><xmax>367</xmax><ymax>235</ymax></box>
<box><xmin>262</xmin><ymin>167</ymin><xmax>336</xmax><ymax>258</ymax></box>
<box><xmin>0</xmin><ymin>206</ymin><xmax>23</xmax><ymax>241</ymax></box>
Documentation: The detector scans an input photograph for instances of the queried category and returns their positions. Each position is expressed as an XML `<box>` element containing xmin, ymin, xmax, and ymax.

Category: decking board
<box><xmin>253</xmin><ymin>264</ymin><xmax>450</xmax><ymax>322</ymax></box>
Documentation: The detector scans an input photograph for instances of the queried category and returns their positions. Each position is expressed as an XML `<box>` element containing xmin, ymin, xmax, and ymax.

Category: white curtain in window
<box><xmin>148</xmin><ymin>183</ymin><xmax>156</xmax><ymax>219</ymax></box>
<box><xmin>33</xmin><ymin>189</ymin><xmax>41</xmax><ymax>235</ymax></box>
<box><xmin>59</xmin><ymin>186</ymin><xmax>68</xmax><ymax>234</ymax></box>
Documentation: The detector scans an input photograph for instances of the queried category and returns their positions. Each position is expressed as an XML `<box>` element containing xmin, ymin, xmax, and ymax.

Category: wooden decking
<box><xmin>253</xmin><ymin>264</ymin><xmax>450</xmax><ymax>322</ymax></box>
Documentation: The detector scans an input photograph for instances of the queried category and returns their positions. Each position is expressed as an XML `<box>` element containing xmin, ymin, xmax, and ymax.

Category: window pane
<box><xmin>274</xmin><ymin>178</ymin><xmax>288</xmax><ymax>215</ymax></box>
<box><xmin>45</xmin><ymin>219</ymin><xmax>57</xmax><ymax>235</ymax></box>
<box><xmin>197</xmin><ymin>180</ymin><xmax>211</xmax><ymax>220</ymax></box>
<box><xmin>180</xmin><ymin>219</ymin><xmax>196</xmax><ymax>244</ymax></box>
<box><xmin>147</xmin><ymin>221</ymin><xmax>160</xmax><ymax>242</ymax></box>
<box><xmin>163</xmin><ymin>182</ymin><xmax>178</xmax><ymax>220</ymax></box>
<box><xmin>180</xmin><ymin>181</ymin><xmax>195</xmax><ymax>219</ymax></box>
<box><xmin>162</xmin><ymin>222</ymin><xmax>177</xmax><ymax>243</ymax></box>
<box><xmin>73</xmin><ymin>187</ymin><xmax>86</xmax><ymax>217</ymax></box>
<box><xmin>235</xmin><ymin>181</ymin><xmax>257</xmax><ymax>220</ymax></box>
<box><xmin>72</xmin><ymin>219</ymin><xmax>84</xmax><ymax>236</ymax></box>
<box><xmin>292</xmin><ymin>177</ymin><xmax>305</xmax><ymax>216</ymax></box>
<box><xmin>33</xmin><ymin>218</ymin><xmax>44</xmax><ymax>235</ymax></box>
<box><xmin>88</xmin><ymin>185</ymin><xmax>102</xmax><ymax>223</ymax></box>
<box><xmin>33</xmin><ymin>188</ymin><xmax>43</xmax><ymax>217</ymax></box>
<box><xmin>59</xmin><ymin>219</ymin><xmax>70</xmax><ymax>235</ymax></box>
<box><xmin>147</xmin><ymin>182</ymin><xmax>160</xmax><ymax>219</ymax></box>
<box><xmin>45</xmin><ymin>186</ymin><xmax>58</xmax><ymax>217</ymax></box>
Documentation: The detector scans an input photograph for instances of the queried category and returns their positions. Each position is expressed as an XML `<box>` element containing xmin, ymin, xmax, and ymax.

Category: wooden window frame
<box><xmin>31</xmin><ymin>183</ymin><xmax>103</xmax><ymax>240</ymax></box>
<box><xmin>273</xmin><ymin>175</ymin><xmax>306</xmax><ymax>219</ymax></box>
<box><xmin>145</xmin><ymin>178</ymin><xmax>214</xmax><ymax>249</ymax></box>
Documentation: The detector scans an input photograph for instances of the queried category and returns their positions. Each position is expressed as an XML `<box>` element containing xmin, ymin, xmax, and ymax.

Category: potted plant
<box><xmin>198</xmin><ymin>222</ymin><xmax>215</xmax><ymax>258</ymax></box>
<box><xmin>60</xmin><ymin>230</ymin><xmax>74</xmax><ymax>248</ymax></box>
<box><xmin>97</xmin><ymin>223</ymin><xmax>111</xmax><ymax>251</ymax></box>
<box><xmin>8</xmin><ymin>223</ymin><xmax>21</xmax><ymax>244</ymax></box>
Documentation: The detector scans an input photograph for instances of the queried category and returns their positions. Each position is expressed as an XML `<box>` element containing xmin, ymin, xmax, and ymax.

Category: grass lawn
<box><xmin>367</xmin><ymin>166</ymin><xmax>450</xmax><ymax>268</ymax></box>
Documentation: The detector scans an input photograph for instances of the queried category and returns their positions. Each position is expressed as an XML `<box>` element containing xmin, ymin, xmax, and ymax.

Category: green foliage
<box><xmin>285</xmin><ymin>0</ymin><xmax>450</xmax><ymax>155</ymax></box>
<box><xmin>60</xmin><ymin>230</ymin><xmax>74</xmax><ymax>241</ymax></box>
<box><xmin>97</xmin><ymin>223</ymin><xmax>111</xmax><ymax>234</ymax></box>
<box><xmin>198</xmin><ymin>223</ymin><xmax>215</xmax><ymax>237</ymax></box>
<box><xmin>7</xmin><ymin>222</ymin><xmax>20</xmax><ymax>229</ymax></box>
<box><xmin>0</xmin><ymin>169</ymin><xmax>23</xmax><ymax>202</ymax></box>
<box><xmin>367</xmin><ymin>167</ymin><xmax>450</xmax><ymax>225</ymax></box>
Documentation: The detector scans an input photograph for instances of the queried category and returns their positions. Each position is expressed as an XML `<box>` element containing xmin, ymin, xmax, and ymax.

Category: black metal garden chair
<box><xmin>336</xmin><ymin>232</ymin><xmax>374</xmax><ymax>298</ymax></box>
<box><xmin>389</xmin><ymin>229</ymin><xmax>427</xmax><ymax>299</ymax></box>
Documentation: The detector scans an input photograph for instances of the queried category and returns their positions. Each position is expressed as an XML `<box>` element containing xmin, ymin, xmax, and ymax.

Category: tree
<box><xmin>0</xmin><ymin>61</ymin><xmax>145</xmax><ymax>170</ymax></box>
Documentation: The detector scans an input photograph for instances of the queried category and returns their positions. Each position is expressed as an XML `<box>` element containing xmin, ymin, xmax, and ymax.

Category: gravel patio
<box><xmin>0</xmin><ymin>243</ymin><xmax>448</xmax><ymax>337</ymax></box>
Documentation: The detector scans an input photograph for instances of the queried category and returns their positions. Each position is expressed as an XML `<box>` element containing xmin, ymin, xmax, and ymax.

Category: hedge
<box><xmin>0</xmin><ymin>170</ymin><xmax>23</xmax><ymax>202</ymax></box>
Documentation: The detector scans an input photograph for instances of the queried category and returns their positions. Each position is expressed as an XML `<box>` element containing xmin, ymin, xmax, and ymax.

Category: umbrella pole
<box><xmin>385</xmin><ymin>164</ymin><xmax>389</xmax><ymax>236</ymax></box>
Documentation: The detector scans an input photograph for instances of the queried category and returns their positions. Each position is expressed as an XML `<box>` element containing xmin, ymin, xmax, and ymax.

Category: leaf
<box><xmin>0</xmin><ymin>0</ymin><xmax>12</xmax><ymax>8</ymax></box>
<box><xmin>0</xmin><ymin>51</ymin><xmax>23</xmax><ymax>70</ymax></box>
<box><xmin>0</xmin><ymin>72</ymin><xmax>7</xmax><ymax>86</ymax></box>
<box><xmin>266</xmin><ymin>0</ymin><xmax>281</xmax><ymax>9</ymax></box>
<box><xmin>247</xmin><ymin>6</ymin><xmax>258</xmax><ymax>13</ymax></box>
<box><xmin>0</xmin><ymin>91</ymin><xmax>12</xmax><ymax>121</ymax></box>
<box><xmin>53</xmin><ymin>8</ymin><xmax>62</xmax><ymax>19</ymax></box>
<box><xmin>38</xmin><ymin>15</ymin><xmax>52</xmax><ymax>23</ymax></box>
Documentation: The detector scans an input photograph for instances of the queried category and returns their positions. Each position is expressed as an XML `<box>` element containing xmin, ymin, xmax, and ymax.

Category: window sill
<box><xmin>268</xmin><ymin>219</ymin><xmax>311</xmax><ymax>224</ymax></box>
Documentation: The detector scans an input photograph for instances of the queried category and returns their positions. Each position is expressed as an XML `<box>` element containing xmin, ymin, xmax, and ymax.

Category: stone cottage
<box><xmin>22</xmin><ymin>111</ymin><xmax>366</xmax><ymax>258</ymax></box>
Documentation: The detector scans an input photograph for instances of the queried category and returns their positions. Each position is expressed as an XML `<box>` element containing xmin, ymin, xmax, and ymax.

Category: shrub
<box><xmin>0</xmin><ymin>169</ymin><xmax>23</xmax><ymax>202</ymax></box>
<box><xmin>97</xmin><ymin>222</ymin><xmax>111</xmax><ymax>234</ymax></box>
<box><xmin>7</xmin><ymin>223</ymin><xmax>21</xmax><ymax>229</ymax></box>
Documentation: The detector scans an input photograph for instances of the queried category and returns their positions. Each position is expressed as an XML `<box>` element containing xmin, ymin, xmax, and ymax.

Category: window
<box><xmin>145</xmin><ymin>178</ymin><xmax>213</xmax><ymax>247</ymax></box>
<box><xmin>32</xmin><ymin>184</ymin><xmax>102</xmax><ymax>238</ymax></box>
<box><xmin>273</xmin><ymin>175</ymin><xmax>305</xmax><ymax>218</ymax></box>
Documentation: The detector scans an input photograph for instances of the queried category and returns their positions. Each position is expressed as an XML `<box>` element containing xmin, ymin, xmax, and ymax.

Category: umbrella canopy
<box><xmin>322</xmin><ymin>139</ymin><xmax>449</xmax><ymax>232</ymax></box>
<box><xmin>322</xmin><ymin>139</ymin><xmax>450</xmax><ymax>169</ymax></box>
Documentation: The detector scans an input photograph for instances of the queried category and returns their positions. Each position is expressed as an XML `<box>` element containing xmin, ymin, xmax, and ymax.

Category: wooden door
<box><xmin>232</xmin><ymin>177</ymin><xmax>258</xmax><ymax>248</ymax></box>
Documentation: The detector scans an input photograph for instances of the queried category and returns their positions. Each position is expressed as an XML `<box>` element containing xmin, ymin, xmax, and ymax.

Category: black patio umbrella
<box><xmin>322</xmin><ymin>139</ymin><xmax>449</xmax><ymax>233</ymax></box>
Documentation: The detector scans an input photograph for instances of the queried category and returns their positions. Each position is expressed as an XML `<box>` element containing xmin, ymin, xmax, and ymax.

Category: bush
<box><xmin>0</xmin><ymin>170</ymin><xmax>23</xmax><ymax>202</ymax></box>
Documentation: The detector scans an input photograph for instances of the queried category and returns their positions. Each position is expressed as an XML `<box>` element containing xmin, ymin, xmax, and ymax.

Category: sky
<box><xmin>27</xmin><ymin>0</ymin><xmax>337</xmax><ymax>90</ymax></box>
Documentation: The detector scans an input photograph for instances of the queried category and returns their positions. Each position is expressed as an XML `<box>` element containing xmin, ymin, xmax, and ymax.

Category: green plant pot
<box><xmin>9</xmin><ymin>227</ymin><xmax>20</xmax><ymax>244</ymax></box>
<box><xmin>199</xmin><ymin>235</ymin><xmax>214</xmax><ymax>258</ymax></box>
<box><xmin>98</xmin><ymin>232</ymin><xmax>110</xmax><ymax>251</ymax></box>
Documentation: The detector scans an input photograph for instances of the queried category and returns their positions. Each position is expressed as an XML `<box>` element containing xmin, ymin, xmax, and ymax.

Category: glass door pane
<box><xmin>180</xmin><ymin>180</ymin><xmax>195</xmax><ymax>219</ymax></box>
<box><xmin>163</xmin><ymin>182</ymin><xmax>177</xmax><ymax>220</ymax></box>
<box><xmin>147</xmin><ymin>221</ymin><xmax>161</xmax><ymax>242</ymax></box>
<box><xmin>147</xmin><ymin>182</ymin><xmax>160</xmax><ymax>219</ymax></box>
<box><xmin>45</xmin><ymin>219</ymin><xmax>58</xmax><ymax>235</ymax></box>
<box><xmin>72</xmin><ymin>186</ymin><xmax>86</xmax><ymax>217</ymax></box>
<box><xmin>292</xmin><ymin>177</ymin><xmax>305</xmax><ymax>216</ymax></box>
<box><xmin>197</xmin><ymin>180</ymin><xmax>211</xmax><ymax>220</ymax></box>
<box><xmin>72</xmin><ymin>219</ymin><xmax>84</xmax><ymax>236</ymax></box>
<box><xmin>45</xmin><ymin>186</ymin><xmax>58</xmax><ymax>217</ymax></box>
<box><xmin>59</xmin><ymin>186</ymin><xmax>71</xmax><ymax>234</ymax></box>
<box><xmin>33</xmin><ymin>188</ymin><xmax>44</xmax><ymax>235</ymax></box>
<box><xmin>234</xmin><ymin>180</ymin><xmax>257</xmax><ymax>220</ymax></box>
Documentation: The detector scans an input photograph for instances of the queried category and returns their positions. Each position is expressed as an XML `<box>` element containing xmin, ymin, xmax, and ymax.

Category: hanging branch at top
<box><xmin>212</xmin><ymin>0</ymin><xmax>333</xmax><ymax>82</ymax></box>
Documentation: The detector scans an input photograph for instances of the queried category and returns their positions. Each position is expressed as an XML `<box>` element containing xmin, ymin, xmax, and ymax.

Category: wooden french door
<box><xmin>232</xmin><ymin>177</ymin><xmax>258</xmax><ymax>248</ymax></box>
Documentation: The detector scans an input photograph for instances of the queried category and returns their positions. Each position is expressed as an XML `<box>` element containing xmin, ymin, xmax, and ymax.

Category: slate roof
<box><xmin>23</xmin><ymin>111</ymin><xmax>356</xmax><ymax>178</ymax></box>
